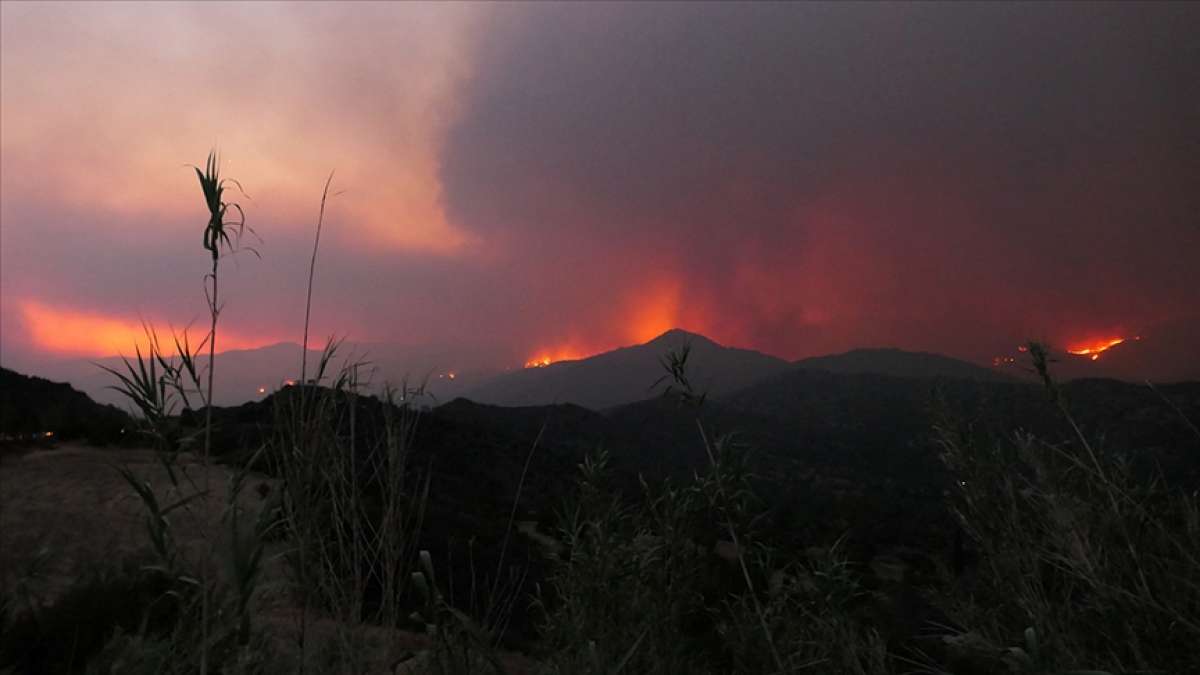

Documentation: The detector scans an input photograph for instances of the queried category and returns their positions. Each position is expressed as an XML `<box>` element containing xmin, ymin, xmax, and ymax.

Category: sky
<box><xmin>2</xmin><ymin>1</ymin><xmax>1198</xmax><ymax>381</ymax></box>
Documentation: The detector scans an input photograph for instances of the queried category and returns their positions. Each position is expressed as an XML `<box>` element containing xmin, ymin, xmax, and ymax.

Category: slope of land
<box><xmin>0</xmin><ymin>367</ymin><xmax>129</xmax><ymax>446</ymax></box>
<box><xmin>0</xmin><ymin>443</ymin><xmax>537</xmax><ymax>673</ymax></box>
<box><xmin>792</xmin><ymin>347</ymin><xmax>1016</xmax><ymax>382</ymax></box>
<box><xmin>462</xmin><ymin>329</ymin><xmax>789</xmax><ymax>409</ymax></box>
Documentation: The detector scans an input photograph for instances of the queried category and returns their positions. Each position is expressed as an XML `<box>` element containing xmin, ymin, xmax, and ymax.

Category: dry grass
<box><xmin>0</xmin><ymin>444</ymin><xmax>275</xmax><ymax>606</ymax></box>
<box><xmin>0</xmin><ymin>442</ymin><xmax>541</xmax><ymax>674</ymax></box>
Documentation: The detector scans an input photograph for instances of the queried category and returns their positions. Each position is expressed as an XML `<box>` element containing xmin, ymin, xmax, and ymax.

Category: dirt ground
<box><xmin>0</xmin><ymin>443</ymin><xmax>537</xmax><ymax>674</ymax></box>
<box><xmin>1</xmin><ymin>444</ymin><xmax>275</xmax><ymax>602</ymax></box>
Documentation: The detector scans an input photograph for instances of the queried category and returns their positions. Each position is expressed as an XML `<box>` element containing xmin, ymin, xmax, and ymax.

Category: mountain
<box><xmin>716</xmin><ymin>367</ymin><xmax>1200</xmax><ymax>483</ymax></box>
<box><xmin>24</xmin><ymin>343</ymin><xmax>314</xmax><ymax>409</ymax></box>
<box><xmin>461</xmin><ymin>329</ymin><xmax>790</xmax><ymax>409</ymax></box>
<box><xmin>0</xmin><ymin>367</ymin><xmax>129</xmax><ymax>444</ymax></box>
<box><xmin>461</xmin><ymin>334</ymin><xmax>1022</xmax><ymax>410</ymax></box>
<box><xmin>793</xmin><ymin>347</ymin><xmax>1016</xmax><ymax>382</ymax></box>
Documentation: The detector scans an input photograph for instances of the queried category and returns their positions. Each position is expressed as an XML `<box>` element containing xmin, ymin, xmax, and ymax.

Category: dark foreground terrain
<box><xmin>3</xmin><ymin>361</ymin><xmax>1199</xmax><ymax>673</ymax></box>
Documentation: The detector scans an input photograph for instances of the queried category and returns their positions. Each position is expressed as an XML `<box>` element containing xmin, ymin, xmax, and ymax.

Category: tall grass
<box><xmin>268</xmin><ymin>347</ymin><xmax>433</xmax><ymax>672</ymax></box>
<box><xmin>538</xmin><ymin>346</ymin><xmax>889</xmax><ymax>674</ymax></box>
<box><xmin>936</xmin><ymin>342</ymin><xmax>1200</xmax><ymax>674</ymax></box>
<box><xmin>86</xmin><ymin>157</ymin><xmax>468</xmax><ymax>673</ymax></box>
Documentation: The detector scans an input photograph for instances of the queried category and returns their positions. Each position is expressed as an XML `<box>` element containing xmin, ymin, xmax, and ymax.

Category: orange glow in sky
<box><xmin>521</xmin><ymin>279</ymin><xmax>705</xmax><ymax>368</ymax></box>
<box><xmin>0</xmin><ymin>3</ymin><xmax>478</xmax><ymax>255</ymax></box>
<box><xmin>625</xmin><ymin>280</ymin><xmax>687</xmax><ymax>344</ymax></box>
<box><xmin>20</xmin><ymin>299</ymin><xmax>276</xmax><ymax>357</ymax></box>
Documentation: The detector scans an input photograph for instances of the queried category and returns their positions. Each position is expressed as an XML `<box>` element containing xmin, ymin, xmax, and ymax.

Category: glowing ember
<box><xmin>1066</xmin><ymin>337</ymin><xmax>1126</xmax><ymax>360</ymax></box>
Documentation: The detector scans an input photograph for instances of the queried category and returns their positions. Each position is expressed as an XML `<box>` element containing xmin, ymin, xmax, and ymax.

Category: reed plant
<box><xmin>90</xmin><ymin>152</ymin><xmax>265</xmax><ymax>673</ymax></box>
<box><xmin>936</xmin><ymin>342</ymin><xmax>1200</xmax><ymax>674</ymax></box>
<box><xmin>193</xmin><ymin>151</ymin><xmax>257</xmax><ymax>674</ymax></box>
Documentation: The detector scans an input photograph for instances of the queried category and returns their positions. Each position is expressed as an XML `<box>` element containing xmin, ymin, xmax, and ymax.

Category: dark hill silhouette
<box><xmin>184</xmin><ymin>368</ymin><xmax>1200</xmax><ymax>642</ymax></box>
<box><xmin>462</xmin><ymin>328</ymin><xmax>789</xmax><ymax>409</ymax></box>
<box><xmin>27</xmin><ymin>341</ymin><xmax>492</xmax><ymax>409</ymax></box>
<box><xmin>29</xmin><ymin>343</ymin><xmax>313</xmax><ymax>409</ymax></box>
<box><xmin>0</xmin><ymin>367</ymin><xmax>129</xmax><ymax>444</ymax></box>
<box><xmin>792</xmin><ymin>347</ymin><xmax>1015</xmax><ymax>382</ymax></box>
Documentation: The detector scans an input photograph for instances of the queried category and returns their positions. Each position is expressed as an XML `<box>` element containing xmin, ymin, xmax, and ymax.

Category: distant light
<box><xmin>257</xmin><ymin>386</ymin><xmax>267</xmax><ymax>395</ymax></box>
<box><xmin>284</xmin><ymin>379</ymin><xmax>296</xmax><ymax>387</ymax></box>
<box><xmin>44</xmin><ymin>431</ymin><xmax>54</xmax><ymax>438</ymax></box>
<box><xmin>448</xmin><ymin>372</ymin><xmax>456</xmax><ymax>380</ymax></box>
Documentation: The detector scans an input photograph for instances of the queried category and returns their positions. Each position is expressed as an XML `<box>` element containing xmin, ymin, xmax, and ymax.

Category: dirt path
<box><xmin>0</xmin><ymin>443</ymin><xmax>538</xmax><ymax>674</ymax></box>
<box><xmin>1</xmin><ymin>444</ymin><xmax>275</xmax><ymax>601</ymax></box>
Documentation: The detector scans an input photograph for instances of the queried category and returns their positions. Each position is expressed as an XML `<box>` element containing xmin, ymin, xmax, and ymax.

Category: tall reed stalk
<box><xmin>194</xmin><ymin>151</ymin><xmax>253</xmax><ymax>673</ymax></box>
<box><xmin>301</xmin><ymin>171</ymin><xmax>336</xmax><ymax>388</ymax></box>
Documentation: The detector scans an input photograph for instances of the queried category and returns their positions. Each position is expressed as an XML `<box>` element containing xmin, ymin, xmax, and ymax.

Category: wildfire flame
<box><xmin>524</xmin><ymin>346</ymin><xmax>591</xmax><ymax>368</ymax></box>
<box><xmin>1066</xmin><ymin>337</ymin><xmax>1129</xmax><ymax>361</ymax></box>
<box><xmin>520</xmin><ymin>278</ymin><xmax>705</xmax><ymax>370</ymax></box>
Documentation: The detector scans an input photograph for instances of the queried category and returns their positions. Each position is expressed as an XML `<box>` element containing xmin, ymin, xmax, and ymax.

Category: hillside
<box><xmin>0</xmin><ymin>368</ymin><xmax>129</xmax><ymax>444</ymax></box>
<box><xmin>200</xmin><ymin>368</ymin><xmax>1200</xmax><ymax>595</ymax></box>
<box><xmin>793</xmin><ymin>347</ymin><xmax>1015</xmax><ymax>382</ymax></box>
<box><xmin>20</xmin><ymin>341</ymin><xmax>493</xmax><ymax>409</ymax></box>
<box><xmin>462</xmin><ymin>329</ymin><xmax>789</xmax><ymax>409</ymax></box>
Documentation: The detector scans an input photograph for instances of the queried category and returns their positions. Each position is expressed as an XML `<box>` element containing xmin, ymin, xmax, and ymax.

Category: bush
<box><xmin>936</xmin><ymin>344</ymin><xmax>1200</xmax><ymax>674</ymax></box>
<box><xmin>0</xmin><ymin>562</ymin><xmax>180</xmax><ymax>674</ymax></box>
<box><xmin>539</xmin><ymin>449</ymin><xmax>889</xmax><ymax>675</ymax></box>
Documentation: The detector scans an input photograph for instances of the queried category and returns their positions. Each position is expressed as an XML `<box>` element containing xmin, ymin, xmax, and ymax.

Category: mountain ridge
<box><xmin>19</xmin><ymin>328</ymin><xmax>1155</xmax><ymax>411</ymax></box>
<box><xmin>792</xmin><ymin>347</ymin><xmax>1017</xmax><ymax>382</ymax></box>
<box><xmin>461</xmin><ymin>329</ymin><xmax>790</xmax><ymax>409</ymax></box>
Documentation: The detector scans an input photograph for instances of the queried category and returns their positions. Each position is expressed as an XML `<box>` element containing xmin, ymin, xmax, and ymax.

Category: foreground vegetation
<box><xmin>3</xmin><ymin>156</ymin><xmax>1198</xmax><ymax>674</ymax></box>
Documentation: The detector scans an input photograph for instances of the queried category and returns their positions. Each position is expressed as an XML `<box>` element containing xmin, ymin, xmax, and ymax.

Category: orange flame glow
<box><xmin>520</xmin><ymin>277</ymin><xmax>714</xmax><ymax>369</ymax></box>
<box><xmin>524</xmin><ymin>347</ymin><xmax>589</xmax><ymax>369</ymax></box>
<box><xmin>1066</xmin><ymin>337</ymin><xmax>1127</xmax><ymax>360</ymax></box>
<box><xmin>625</xmin><ymin>280</ymin><xmax>691</xmax><ymax>344</ymax></box>
<box><xmin>20</xmin><ymin>299</ymin><xmax>276</xmax><ymax>357</ymax></box>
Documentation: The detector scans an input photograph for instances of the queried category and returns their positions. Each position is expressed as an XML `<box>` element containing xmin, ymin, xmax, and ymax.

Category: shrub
<box><xmin>936</xmin><ymin>343</ymin><xmax>1200</xmax><ymax>674</ymax></box>
<box><xmin>0</xmin><ymin>562</ymin><xmax>180</xmax><ymax>674</ymax></box>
